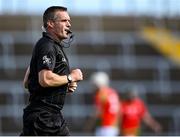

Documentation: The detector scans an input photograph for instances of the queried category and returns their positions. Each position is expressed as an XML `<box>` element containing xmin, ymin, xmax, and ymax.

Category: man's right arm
<box><xmin>38</xmin><ymin>69</ymin><xmax>83</xmax><ymax>87</ymax></box>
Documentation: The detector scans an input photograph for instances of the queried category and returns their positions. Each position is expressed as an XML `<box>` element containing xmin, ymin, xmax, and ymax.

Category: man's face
<box><xmin>51</xmin><ymin>11</ymin><xmax>71</xmax><ymax>40</ymax></box>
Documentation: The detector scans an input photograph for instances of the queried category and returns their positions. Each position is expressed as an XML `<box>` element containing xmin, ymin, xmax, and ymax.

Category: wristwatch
<box><xmin>67</xmin><ymin>74</ymin><xmax>72</xmax><ymax>83</ymax></box>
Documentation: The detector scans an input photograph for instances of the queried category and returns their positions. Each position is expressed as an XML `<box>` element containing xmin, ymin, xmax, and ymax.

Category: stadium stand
<box><xmin>0</xmin><ymin>15</ymin><xmax>180</xmax><ymax>135</ymax></box>
<box><xmin>141</xmin><ymin>26</ymin><xmax>180</xmax><ymax>64</ymax></box>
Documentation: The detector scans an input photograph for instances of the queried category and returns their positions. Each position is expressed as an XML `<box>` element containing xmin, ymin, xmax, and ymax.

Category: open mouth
<box><xmin>65</xmin><ymin>29</ymin><xmax>72</xmax><ymax>35</ymax></box>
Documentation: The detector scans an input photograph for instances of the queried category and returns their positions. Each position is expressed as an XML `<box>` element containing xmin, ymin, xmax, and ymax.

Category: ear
<box><xmin>47</xmin><ymin>20</ymin><xmax>54</xmax><ymax>28</ymax></box>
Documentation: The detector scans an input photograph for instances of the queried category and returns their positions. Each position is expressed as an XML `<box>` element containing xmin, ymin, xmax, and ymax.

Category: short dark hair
<box><xmin>43</xmin><ymin>6</ymin><xmax>67</xmax><ymax>28</ymax></box>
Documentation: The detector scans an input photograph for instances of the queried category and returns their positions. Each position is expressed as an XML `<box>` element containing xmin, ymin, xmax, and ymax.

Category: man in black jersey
<box><xmin>21</xmin><ymin>6</ymin><xmax>83</xmax><ymax>136</ymax></box>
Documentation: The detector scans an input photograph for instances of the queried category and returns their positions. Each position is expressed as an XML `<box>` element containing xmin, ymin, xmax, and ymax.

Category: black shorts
<box><xmin>21</xmin><ymin>104</ymin><xmax>70</xmax><ymax>136</ymax></box>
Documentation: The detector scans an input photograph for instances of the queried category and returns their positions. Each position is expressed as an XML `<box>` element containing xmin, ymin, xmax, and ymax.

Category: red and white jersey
<box><xmin>121</xmin><ymin>98</ymin><xmax>147</xmax><ymax>130</ymax></box>
<box><xmin>95</xmin><ymin>86</ymin><xmax>120</xmax><ymax>127</ymax></box>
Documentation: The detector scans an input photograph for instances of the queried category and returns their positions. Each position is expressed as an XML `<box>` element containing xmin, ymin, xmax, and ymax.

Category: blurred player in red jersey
<box><xmin>89</xmin><ymin>72</ymin><xmax>120</xmax><ymax>136</ymax></box>
<box><xmin>120</xmin><ymin>86</ymin><xmax>162</xmax><ymax>136</ymax></box>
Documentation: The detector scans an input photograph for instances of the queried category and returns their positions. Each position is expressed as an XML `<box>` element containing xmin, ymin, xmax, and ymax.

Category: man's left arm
<box><xmin>143</xmin><ymin>111</ymin><xmax>162</xmax><ymax>133</ymax></box>
<box><xmin>23</xmin><ymin>66</ymin><xmax>30</xmax><ymax>89</ymax></box>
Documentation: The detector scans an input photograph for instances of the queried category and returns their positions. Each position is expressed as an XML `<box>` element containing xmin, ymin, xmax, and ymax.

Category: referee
<box><xmin>21</xmin><ymin>6</ymin><xmax>83</xmax><ymax>136</ymax></box>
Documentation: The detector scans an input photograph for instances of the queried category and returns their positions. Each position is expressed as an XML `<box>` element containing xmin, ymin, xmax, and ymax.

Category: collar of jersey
<box><xmin>43</xmin><ymin>32</ymin><xmax>62</xmax><ymax>46</ymax></box>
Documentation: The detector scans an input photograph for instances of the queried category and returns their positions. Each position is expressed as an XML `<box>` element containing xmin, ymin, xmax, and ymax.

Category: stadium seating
<box><xmin>0</xmin><ymin>15</ymin><xmax>180</xmax><ymax>135</ymax></box>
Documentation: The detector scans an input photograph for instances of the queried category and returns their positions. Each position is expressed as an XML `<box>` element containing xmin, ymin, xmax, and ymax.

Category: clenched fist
<box><xmin>70</xmin><ymin>69</ymin><xmax>83</xmax><ymax>82</ymax></box>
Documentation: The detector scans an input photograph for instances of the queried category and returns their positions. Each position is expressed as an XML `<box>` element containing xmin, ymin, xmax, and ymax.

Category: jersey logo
<box><xmin>62</xmin><ymin>57</ymin><xmax>66</xmax><ymax>62</ymax></box>
<box><xmin>42</xmin><ymin>55</ymin><xmax>51</xmax><ymax>65</ymax></box>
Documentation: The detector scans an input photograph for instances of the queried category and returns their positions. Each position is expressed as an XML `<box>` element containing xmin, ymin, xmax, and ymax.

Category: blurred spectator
<box><xmin>120</xmin><ymin>86</ymin><xmax>162</xmax><ymax>136</ymax></box>
<box><xmin>85</xmin><ymin>72</ymin><xmax>120</xmax><ymax>136</ymax></box>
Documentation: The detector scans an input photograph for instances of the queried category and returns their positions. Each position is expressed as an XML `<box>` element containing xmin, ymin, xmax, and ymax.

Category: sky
<box><xmin>0</xmin><ymin>0</ymin><xmax>179</xmax><ymax>17</ymax></box>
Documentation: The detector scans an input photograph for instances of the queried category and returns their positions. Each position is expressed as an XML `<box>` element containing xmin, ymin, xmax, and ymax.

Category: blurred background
<box><xmin>0</xmin><ymin>0</ymin><xmax>180</xmax><ymax>135</ymax></box>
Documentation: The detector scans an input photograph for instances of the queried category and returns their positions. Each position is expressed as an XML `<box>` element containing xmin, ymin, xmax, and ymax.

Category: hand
<box><xmin>70</xmin><ymin>69</ymin><xmax>83</xmax><ymax>82</ymax></box>
<box><xmin>153</xmin><ymin>123</ymin><xmax>162</xmax><ymax>134</ymax></box>
<box><xmin>68</xmin><ymin>82</ymin><xmax>77</xmax><ymax>93</ymax></box>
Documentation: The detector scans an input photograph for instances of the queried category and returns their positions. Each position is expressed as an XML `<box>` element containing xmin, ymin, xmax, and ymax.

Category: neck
<box><xmin>47</xmin><ymin>30</ymin><xmax>62</xmax><ymax>43</ymax></box>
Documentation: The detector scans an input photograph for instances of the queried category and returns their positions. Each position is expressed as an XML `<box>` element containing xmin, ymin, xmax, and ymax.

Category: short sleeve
<box><xmin>37</xmin><ymin>42</ymin><xmax>56</xmax><ymax>72</ymax></box>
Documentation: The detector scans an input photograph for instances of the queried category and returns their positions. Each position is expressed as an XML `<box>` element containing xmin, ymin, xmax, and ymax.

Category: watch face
<box><xmin>68</xmin><ymin>75</ymin><xmax>72</xmax><ymax>82</ymax></box>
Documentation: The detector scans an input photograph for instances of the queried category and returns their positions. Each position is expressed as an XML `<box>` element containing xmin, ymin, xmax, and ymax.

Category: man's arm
<box><xmin>38</xmin><ymin>69</ymin><xmax>83</xmax><ymax>87</ymax></box>
<box><xmin>23</xmin><ymin>66</ymin><xmax>30</xmax><ymax>89</ymax></box>
<box><xmin>143</xmin><ymin>111</ymin><xmax>162</xmax><ymax>133</ymax></box>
